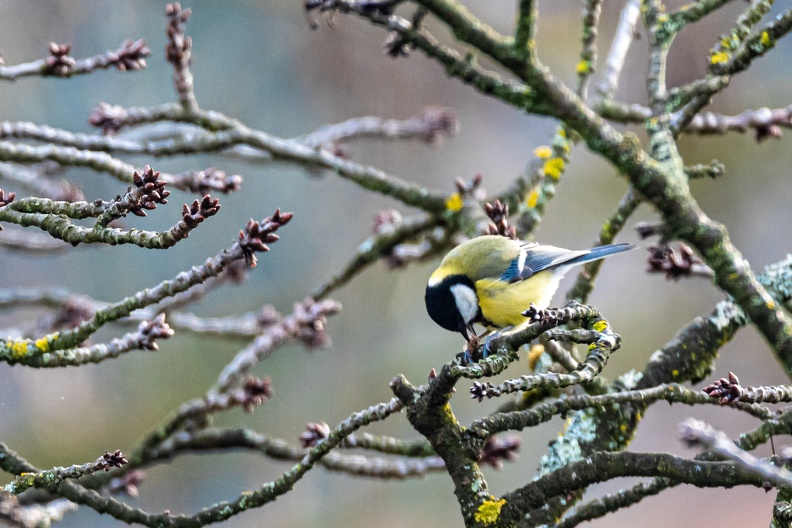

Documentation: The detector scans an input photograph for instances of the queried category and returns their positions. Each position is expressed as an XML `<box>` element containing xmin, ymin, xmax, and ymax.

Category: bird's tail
<box><xmin>569</xmin><ymin>243</ymin><xmax>636</xmax><ymax>265</ymax></box>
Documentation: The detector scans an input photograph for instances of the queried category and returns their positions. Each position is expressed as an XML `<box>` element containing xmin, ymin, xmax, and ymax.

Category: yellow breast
<box><xmin>475</xmin><ymin>271</ymin><xmax>558</xmax><ymax>329</ymax></box>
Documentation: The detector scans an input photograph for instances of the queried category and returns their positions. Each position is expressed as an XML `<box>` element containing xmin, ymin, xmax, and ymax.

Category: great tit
<box><xmin>425</xmin><ymin>235</ymin><xmax>635</xmax><ymax>341</ymax></box>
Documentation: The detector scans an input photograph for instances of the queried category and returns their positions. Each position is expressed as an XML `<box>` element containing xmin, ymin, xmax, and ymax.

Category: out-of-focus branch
<box><xmin>645</xmin><ymin>243</ymin><xmax>715</xmax><ymax>280</ymax></box>
<box><xmin>567</xmin><ymin>188</ymin><xmax>640</xmax><ymax>303</ymax></box>
<box><xmin>313</xmin><ymin>213</ymin><xmax>444</xmax><ymax>299</ymax></box>
<box><xmin>341</xmin><ymin>432</ymin><xmax>435</xmax><ymax>457</ymax></box>
<box><xmin>0</xmin><ymin>493</ymin><xmax>77</xmax><ymax>528</ymax></box>
<box><xmin>576</xmin><ymin>0</ymin><xmax>603</xmax><ymax>99</ymax></box>
<box><xmin>684</xmin><ymin>161</ymin><xmax>725</xmax><ymax>179</ymax></box>
<box><xmin>703</xmin><ymin>371</ymin><xmax>792</xmax><ymax>404</ymax></box>
<box><xmin>599</xmin><ymin>99</ymin><xmax>792</xmax><ymax>141</ymax></box>
<box><xmin>672</xmin><ymin>3</ymin><xmax>787</xmax><ymax>133</ymax></box>
<box><xmin>679</xmin><ymin>417</ymin><xmax>792</xmax><ymax>488</ymax></box>
<box><xmin>0</xmin><ymin>162</ymin><xmax>83</xmax><ymax>201</ymax></box>
<box><xmin>596</xmin><ymin>0</ymin><xmax>641</xmax><ymax>98</ymax></box>
<box><xmin>0</xmin><ymin>140</ymin><xmax>162</xmax><ymax>185</ymax></box>
<box><xmin>296</xmin><ymin>107</ymin><xmax>459</xmax><ymax>147</ymax></box>
<box><xmin>72</xmin><ymin>299</ymin><xmax>339</xmax><ymax>497</ymax></box>
<box><xmin>514</xmin><ymin>0</ymin><xmax>537</xmax><ymax>57</ymax></box>
<box><xmin>0</xmin><ymin>39</ymin><xmax>150</xmax><ymax>80</ymax></box>
<box><xmin>667</xmin><ymin>0</ymin><xmax>736</xmax><ymax>28</ymax></box>
<box><xmin>686</xmin><ymin>106</ymin><xmax>792</xmax><ymax>140</ymax></box>
<box><xmin>304</xmin><ymin>1</ymin><xmax>542</xmax><ymax>111</ymax></box>
<box><xmin>0</xmin><ymin>227</ymin><xmax>70</xmax><ymax>253</ymax></box>
<box><xmin>211</xmin><ymin>298</ymin><xmax>341</xmax><ymax>394</ymax></box>
<box><xmin>90</xmin><ymin>102</ymin><xmax>449</xmax><ymax>211</ymax></box>
<box><xmin>133</xmin><ymin>377</ymin><xmax>274</xmax><ymax>456</ymax></box>
<box><xmin>497</xmin><ymin>129</ymin><xmax>573</xmax><ymax>238</ymax></box>
<box><xmin>165</xmin><ymin>3</ymin><xmax>199</xmax><ymax>113</ymax></box>
<box><xmin>0</xmin><ymin>285</ymin><xmax>293</xmax><ymax>339</ymax></box>
<box><xmin>147</xmin><ymin>428</ymin><xmax>445</xmax><ymax>479</ymax></box>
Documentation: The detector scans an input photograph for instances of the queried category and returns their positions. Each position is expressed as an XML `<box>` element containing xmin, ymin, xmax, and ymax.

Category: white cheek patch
<box><xmin>450</xmin><ymin>283</ymin><xmax>478</xmax><ymax>325</ymax></box>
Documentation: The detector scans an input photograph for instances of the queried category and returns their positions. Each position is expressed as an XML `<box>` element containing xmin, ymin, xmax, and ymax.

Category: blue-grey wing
<box><xmin>500</xmin><ymin>242</ymin><xmax>635</xmax><ymax>283</ymax></box>
<box><xmin>500</xmin><ymin>244</ymin><xmax>588</xmax><ymax>283</ymax></box>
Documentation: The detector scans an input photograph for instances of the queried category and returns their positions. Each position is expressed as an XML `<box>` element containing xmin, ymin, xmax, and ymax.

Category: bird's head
<box><xmin>424</xmin><ymin>274</ymin><xmax>479</xmax><ymax>341</ymax></box>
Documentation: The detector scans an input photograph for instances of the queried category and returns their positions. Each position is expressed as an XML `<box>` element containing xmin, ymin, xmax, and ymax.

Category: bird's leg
<box><xmin>479</xmin><ymin>327</ymin><xmax>512</xmax><ymax>358</ymax></box>
<box><xmin>461</xmin><ymin>327</ymin><xmax>513</xmax><ymax>364</ymax></box>
<box><xmin>476</xmin><ymin>330</ymin><xmax>493</xmax><ymax>358</ymax></box>
<box><xmin>460</xmin><ymin>325</ymin><xmax>479</xmax><ymax>365</ymax></box>
<box><xmin>463</xmin><ymin>324</ymin><xmax>492</xmax><ymax>363</ymax></box>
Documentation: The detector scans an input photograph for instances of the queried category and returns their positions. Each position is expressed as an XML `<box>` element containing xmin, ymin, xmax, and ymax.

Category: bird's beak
<box><xmin>459</xmin><ymin>323</ymin><xmax>475</xmax><ymax>342</ymax></box>
<box><xmin>458</xmin><ymin>321</ymin><xmax>469</xmax><ymax>341</ymax></box>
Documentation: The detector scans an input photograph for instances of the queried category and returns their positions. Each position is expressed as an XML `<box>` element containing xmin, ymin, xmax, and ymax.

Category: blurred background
<box><xmin>1</xmin><ymin>0</ymin><xmax>791</xmax><ymax>526</ymax></box>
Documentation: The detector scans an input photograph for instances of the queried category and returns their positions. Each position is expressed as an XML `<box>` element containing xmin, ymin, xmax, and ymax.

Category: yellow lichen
<box><xmin>710</xmin><ymin>51</ymin><xmax>729</xmax><ymax>65</ymax></box>
<box><xmin>672</xmin><ymin>369</ymin><xmax>679</xmax><ymax>377</ymax></box>
<box><xmin>7</xmin><ymin>339</ymin><xmax>31</xmax><ymax>359</ymax></box>
<box><xmin>575</xmin><ymin>60</ymin><xmax>589</xmax><ymax>74</ymax></box>
<box><xmin>761</xmin><ymin>31</ymin><xmax>772</xmax><ymax>47</ymax></box>
<box><xmin>767</xmin><ymin>300</ymin><xmax>776</xmax><ymax>310</ymax></box>
<box><xmin>592</xmin><ymin>320</ymin><xmax>608</xmax><ymax>332</ymax></box>
<box><xmin>34</xmin><ymin>336</ymin><xmax>51</xmax><ymax>352</ymax></box>
<box><xmin>527</xmin><ymin>189</ymin><xmax>540</xmax><ymax>208</ymax></box>
<box><xmin>445</xmin><ymin>193</ymin><xmax>464</xmax><ymax>212</ymax></box>
<box><xmin>543</xmin><ymin>158</ymin><xmax>565</xmax><ymax>179</ymax></box>
<box><xmin>534</xmin><ymin>145</ymin><xmax>553</xmax><ymax>159</ymax></box>
<box><xmin>474</xmin><ymin>498</ymin><xmax>506</xmax><ymax>524</ymax></box>
<box><xmin>528</xmin><ymin>344</ymin><xmax>544</xmax><ymax>371</ymax></box>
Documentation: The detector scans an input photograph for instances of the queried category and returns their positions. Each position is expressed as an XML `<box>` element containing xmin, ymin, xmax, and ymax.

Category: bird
<box><xmin>424</xmin><ymin>235</ymin><xmax>635</xmax><ymax>345</ymax></box>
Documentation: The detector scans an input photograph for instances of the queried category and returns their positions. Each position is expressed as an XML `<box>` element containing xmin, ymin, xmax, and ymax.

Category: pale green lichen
<box><xmin>617</xmin><ymin>369</ymin><xmax>643</xmax><ymax>390</ymax></box>
<box><xmin>537</xmin><ymin>408</ymin><xmax>597</xmax><ymax>477</ymax></box>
